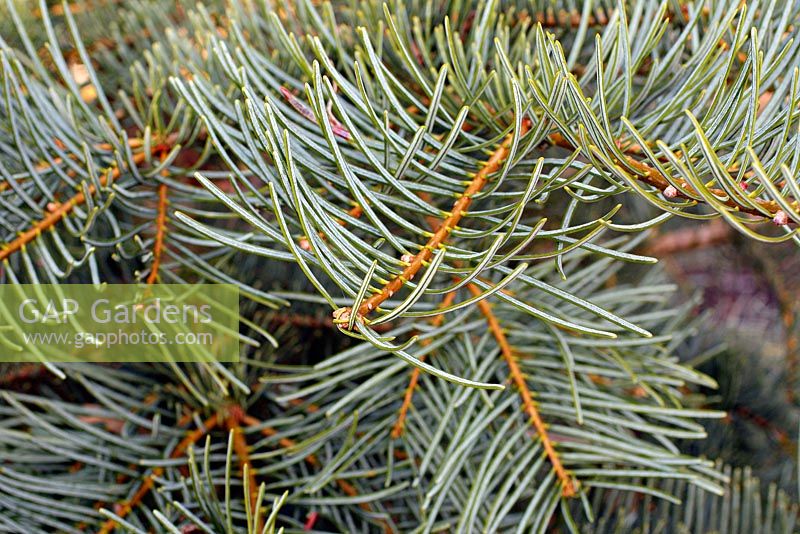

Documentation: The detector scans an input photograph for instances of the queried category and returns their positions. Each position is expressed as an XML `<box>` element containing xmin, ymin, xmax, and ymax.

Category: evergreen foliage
<box><xmin>0</xmin><ymin>0</ymin><xmax>799</xmax><ymax>532</ymax></box>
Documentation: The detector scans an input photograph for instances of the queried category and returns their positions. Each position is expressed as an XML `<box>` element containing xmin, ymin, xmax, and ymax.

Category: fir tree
<box><xmin>0</xmin><ymin>0</ymin><xmax>799</xmax><ymax>532</ymax></box>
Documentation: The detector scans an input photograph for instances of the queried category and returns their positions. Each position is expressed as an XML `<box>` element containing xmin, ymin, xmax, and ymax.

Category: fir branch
<box><xmin>242</xmin><ymin>414</ymin><xmax>390</xmax><ymax>530</ymax></box>
<box><xmin>337</xmin><ymin>118</ymin><xmax>532</xmax><ymax>324</ymax></box>
<box><xmin>3</xmin><ymin>1</ymin><xmax>800</xmax><ymax>531</ymax></box>
<box><xmin>0</xmin><ymin>135</ymin><xmax>177</xmax><ymax>263</ymax></box>
<box><xmin>97</xmin><ymin>412</ymin><xmax>218</xmax><ymax>534</ymax></box>
<box><xmin>465</xmin><ymin>283</ymin><xmax>577</xmax><ymax>498</ymax></box>
<box><xmin>75</xmin><ymin>394</ymin><xmax>189</xmax><ymax>532</ymax></box>
<box><xmin>548</xmin><ymin>133</ymin><xmax>794</xmax><ymax>222</ymax></box>
<box><xmin>0</xmin><ymin>139</ymin><xmax>121</xmax><ymax>192</ymax></box>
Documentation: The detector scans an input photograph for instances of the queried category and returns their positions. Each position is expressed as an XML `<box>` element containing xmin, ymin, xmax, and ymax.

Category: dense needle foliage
<box><xmin>0</xmin><ymin>0</ymin><xmax>799</xmax><ymax>532</ymax></box>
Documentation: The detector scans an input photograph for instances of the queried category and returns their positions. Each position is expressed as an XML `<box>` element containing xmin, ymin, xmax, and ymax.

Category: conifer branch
<box><xmin>0</xmin><ymin>140</ymin><xmax>140</xmax><ymax>192</ymax></box>
<box><xmin>0</xmin><ymin>135</ymin><xmax>177</xmax><ymax>263</ymax></box>
<box><xmin>466</xmin><ymin>283</ymin><xmax>577</xmax><ymax>498</ymax></box>
<box><xmin>97</xmin><ymin>412</ymin><xmax>219</xmax><ymax>534</ymax></box>
<box><xmin>549</xmin><ymin>133</ymin><xmax>794</xmax><ymax>221</ymax></box>
<box><xmin>75</xmin><ymin>394</ymin><xmax>183</xmax><ymax>532</ymax></box>
<box><xmin>337</xmin><ymin>118</ymin><xmax>531</xmax><ymax>323</ymax></box>
<box><xmin>242</xmin><ymin>414</ymin><xmax>388</xmax><ymax>526</ymax></box>
<box><xmin>3</xmin><ymin>1</ymin><xmax>798</xmax><ymax>530</ymax></box>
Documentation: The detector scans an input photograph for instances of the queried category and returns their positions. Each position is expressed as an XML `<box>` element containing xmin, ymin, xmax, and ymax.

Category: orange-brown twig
<box><xmin>0</xmin><ymin>188</ymin><xmax>102</xmax><ymax>262</ymax></box>
<box><xmin>97</xmin><ymin>413</ymin><xmax>218</xmax><ymax>534</ymax></box>
<box><xmin>466</xmin><ymin>283</ymin><xmax>577</xmax><ymax>497</ymax></box>
<box><xmin>146</xmin><ymin>182</ymin><xmax>169</xmax><ymax>284</ymax></box>
<box><xmin>340</xmin><ymin>119</ymin><xmax>531</xmax><ymax>322</ymax></box>
<box><xmin>390</xmin><ymin>290</ymin><xmax>459</xmax><ymax>439</ymax></box>
<box><xmin>389</xmin><ymin>184</ymin><xmax>517</xmax><ymax>439</ymax></box>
